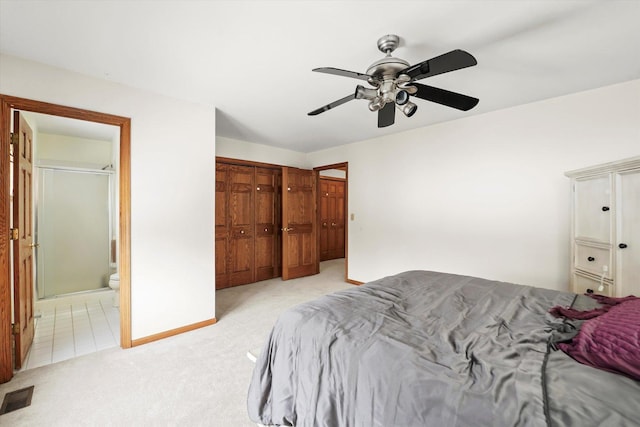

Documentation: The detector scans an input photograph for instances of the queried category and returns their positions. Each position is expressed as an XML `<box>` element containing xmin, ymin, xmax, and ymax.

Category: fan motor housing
<box><xmin>366</xmin><ymin>56</ymin><xmax>410</xmax><ymax>80</ymax></box>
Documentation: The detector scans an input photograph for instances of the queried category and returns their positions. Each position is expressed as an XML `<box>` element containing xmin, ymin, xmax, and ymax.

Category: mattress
<box><xmin>247</xmin><ymin>270</ymin><xmax>640</xmax><ymax>426</ymax></box>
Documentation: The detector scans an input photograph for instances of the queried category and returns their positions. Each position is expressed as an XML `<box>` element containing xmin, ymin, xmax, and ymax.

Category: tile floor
<box><xmin>22</xmin><ymin>289</ymin><xmax>120</xmax><ymax>371</ymax></box>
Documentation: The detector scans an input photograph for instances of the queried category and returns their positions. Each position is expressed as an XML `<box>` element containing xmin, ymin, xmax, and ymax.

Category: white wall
<box><xmin>1</xmin><ymin>54</ymin><xmax>216</xmax><ymax>340</ymax></box>
<box><xmin>216</xmin><ymin>135</ymin><xmax>307</xmax><ymax>167</ymax></box>
<box><xmin>307</xmin><ymin>80</ymin><xmax>640</xmax><ymax>291</ymax></box>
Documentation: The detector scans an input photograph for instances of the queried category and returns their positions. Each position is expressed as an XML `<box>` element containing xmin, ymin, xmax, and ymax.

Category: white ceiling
<box><xmin>1</xmin><ymin>0</ymin><xmax>639</xmax><ymax>153</ymax></box>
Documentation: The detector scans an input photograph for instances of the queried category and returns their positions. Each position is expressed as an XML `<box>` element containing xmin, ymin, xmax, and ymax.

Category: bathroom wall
<box><xmin>36</xmin><ymin>132</ymin><xmax>112</xmax><ymax>168</ymax></box>
<box><xmin>111</xmin><ymin>132</ymin><xmax>120</xmax><ymax>269</ymax></box>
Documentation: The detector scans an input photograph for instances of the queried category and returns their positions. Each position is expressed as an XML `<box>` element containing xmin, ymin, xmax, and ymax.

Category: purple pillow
<box><xmin>558</xmin><ymin>298</ymin><xmax>640</xmax><ymax>381</ymax></box>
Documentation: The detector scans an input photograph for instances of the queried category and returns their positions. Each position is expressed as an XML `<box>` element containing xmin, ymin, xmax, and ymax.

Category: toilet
<box><xmin>108</xmin><ymin>272</ymin><xmax>120</xmax><ymax>308</ymax></box>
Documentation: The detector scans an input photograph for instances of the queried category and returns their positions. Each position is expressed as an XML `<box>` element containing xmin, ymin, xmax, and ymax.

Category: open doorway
<box><xmin>0</xmin><ymin>95</ymin><xmax>132</xmax><ymax>383</ymax></box>
<box><xmin>23</xmin><ymin>111</ymin><xmax>120</xmax><ymax>370</ymax></box>
<box><xmin>314</xmin><ymin>162</ymin><xmax>348</xmax><ymax>282</ymax></box>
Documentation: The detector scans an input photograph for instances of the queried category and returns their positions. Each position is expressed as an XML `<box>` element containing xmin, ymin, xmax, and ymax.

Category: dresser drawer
<box><xmin>575</xmin><ymin>243</ymin><xmax>612</xmax><ymax>278</ymax></box>
<box><xmin>573</xmin><ymin>272</ymin><xmax>613</xmax><ymax>296</ymax></box>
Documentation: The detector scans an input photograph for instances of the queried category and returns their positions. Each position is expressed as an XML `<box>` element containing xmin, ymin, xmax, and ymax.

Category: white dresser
<box><xmin>565</xmin><ymin>156</ymin><xmax>640</xmax><ymax>297</ymax></box>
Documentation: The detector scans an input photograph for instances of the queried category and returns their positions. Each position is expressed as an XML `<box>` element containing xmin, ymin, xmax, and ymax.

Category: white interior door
<box><xmin>617</xmin><ymin>170</ymin><xmax>640</xmax><ymax>296</ymax></box>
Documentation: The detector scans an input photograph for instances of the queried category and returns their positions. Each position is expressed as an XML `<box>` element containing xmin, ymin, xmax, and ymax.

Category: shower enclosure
<box><xmin>36</xmin><ymin>167</ymin><xmax>114</xmax><ymax>299</ymax></box>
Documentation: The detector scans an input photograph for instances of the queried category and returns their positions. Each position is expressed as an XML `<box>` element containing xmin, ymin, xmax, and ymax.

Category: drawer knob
<box><xmin>587</xmin><ymin>256</ymin><xmax>595</xmax><ymax>262</ymax></box>
<box><xmin>601</xmin><ymin>206</ymin><xmax>610</xmax><ymax>212</ymax></box>
<box><xmin>619</xmin><ymin>243</ymin><xmax>628</xmax><ymax>249</ymax></box>
<box><xmin>586</xmin><ymin>288</ymin><xmax>594</xmax><ymax>294</ymax></box>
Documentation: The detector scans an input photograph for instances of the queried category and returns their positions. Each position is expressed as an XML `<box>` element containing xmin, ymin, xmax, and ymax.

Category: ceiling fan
<box><xmin>308</xmin><ymin>34</ymin><xmax>479</xmax><ymax>128</ymax></box>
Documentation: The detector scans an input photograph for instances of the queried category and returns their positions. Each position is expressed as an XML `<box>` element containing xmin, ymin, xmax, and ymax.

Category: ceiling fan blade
<box><xmin>308</xmin><ymin>93</ymin><xmax>356</xmax><ymax>116</ymax></box>
<box><xmin>377</xmin><ymin>102</ymin><xmax>395</xmax><ymax>127</ymax></box>
<box><xmin>313</xmin><ymin>67</ymin><xmax>372</xmax><ymax>81</ymax></box>
<box><xmin>412</xmin><ymin>83</ymin><xmax>479</xmax><ymax>111</ymax></box>
<box><xmin>399</xmin><ymin>49</ymin><xmax>477</xmax><ymax>81</ymax></box>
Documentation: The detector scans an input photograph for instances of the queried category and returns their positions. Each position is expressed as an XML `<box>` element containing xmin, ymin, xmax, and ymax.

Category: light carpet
<box><xmin>0</xmin><ymin>259</ymin><xmax>352</xmax><ymax>426</ymax></box>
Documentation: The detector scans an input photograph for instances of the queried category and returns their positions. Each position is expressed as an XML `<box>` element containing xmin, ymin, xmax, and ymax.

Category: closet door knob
<box><xmin>587</xmin><ymin>256</ymin><xmax>595</xmax><ymax>262</ymax></box>
<box><xmin>619</xmin><ymin>243</ymin><xmax>628</xmax><ymax>249</ymax></box>
<box><xmin>601</xmin><ymin>206</ymin><xmax>610</xmax><ymax>211</ymax></box>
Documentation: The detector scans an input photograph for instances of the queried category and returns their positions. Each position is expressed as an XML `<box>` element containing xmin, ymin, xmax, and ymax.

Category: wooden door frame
<box><xmin>313</xmin><ymin>162</ymin><xmax>349</xmax><ymax>282</ymax></box>
<box><xmin>0</xmin><ymin>95</ymin><xmax>132</xmax><ymax>383</ymax></box>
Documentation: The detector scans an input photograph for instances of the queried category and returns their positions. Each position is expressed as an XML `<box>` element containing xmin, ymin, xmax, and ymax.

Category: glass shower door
<box><xmin>37</xmin><ymin>168</ymin><xmax>112</xmax><ymax>299</ymax></box>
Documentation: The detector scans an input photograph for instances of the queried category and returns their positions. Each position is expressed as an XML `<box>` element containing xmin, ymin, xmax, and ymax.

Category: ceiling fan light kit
<box><xmin>308</xmin><ymin>34</ymin><xmax>479</xmax><ymax>128</ymax></box>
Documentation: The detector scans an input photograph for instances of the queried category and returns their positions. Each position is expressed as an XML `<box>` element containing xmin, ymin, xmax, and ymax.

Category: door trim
<box><xmin>0</xmin><ymin>95</ymin><xmax>132</xmax><ymax>383</ymax></box>
<box><xmin>314</xmin><ymin>162</ymin><xmax>349</xmax><ymax>282</ymax></box>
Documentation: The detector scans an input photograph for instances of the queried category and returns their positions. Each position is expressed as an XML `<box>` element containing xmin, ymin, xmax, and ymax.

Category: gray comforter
<box><xmin>247</xmin><ymin>271</ymin><xmax>640</xmax><ymax>426</ymax></box>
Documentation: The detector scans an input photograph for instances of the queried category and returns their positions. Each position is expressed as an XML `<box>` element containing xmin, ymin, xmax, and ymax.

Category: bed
<box><xmin>247</xmin><ymin>270</ymin><xmax>640</xmax><ymax>426</ymax></box>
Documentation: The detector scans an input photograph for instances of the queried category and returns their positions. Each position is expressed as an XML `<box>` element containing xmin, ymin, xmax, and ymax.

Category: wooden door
<box><xmin>255</xmin><ymin>167</ymin><xmax>281</xmax><ymax>281</ymax></box>
<box><xmin>215</xmin><ymin>163</ymin><xmax>231</xmax><ymax>289</ymax></box>
<box><xmin>12</xmin><ymin>111</ymin><xmax>35</xmax><ymax>370</ymax></box>
<box><xmin>319</xmin><ymin>178</ymin><xmax>345</xmax><ymax>261</ymax></box>
<box><xmin>282</xmin><ymin>167</ymin><xmax>318</xmax><ymax>280</ymax></box>
<box><xmin>228</xmin><ymin>165</ymin><xmax>255</xmax><ymax>286</ymax></box>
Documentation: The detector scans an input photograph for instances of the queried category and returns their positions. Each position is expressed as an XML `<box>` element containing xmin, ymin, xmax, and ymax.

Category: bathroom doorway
<box><xmin>19</xmin><ymin>111</ymin><xmax>120</xmax><ymax>370</ymax></box>
<box><xmin>0</xmin><ymin>95</ymin><xmax>132</xmax><ymax>383</ymax></box>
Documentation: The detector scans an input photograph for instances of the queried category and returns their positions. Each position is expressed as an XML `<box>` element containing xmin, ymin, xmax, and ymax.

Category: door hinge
<box><xmin>10</xmin><ymin>228</ymin><xmax>19</xmax><ymax>240</ymax></box>
<box><xmin>11</xmin><ymin>323</ymin><xmax>19</xmax><ymax>335</ymax></box>
<box><xmin>10</xmin><ymin>132</ymin><xmax>19</xmax><ymax>146</ymax></box>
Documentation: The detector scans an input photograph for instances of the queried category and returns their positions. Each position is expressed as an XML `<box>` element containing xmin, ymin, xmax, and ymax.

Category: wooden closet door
<box><xmin>282</xmin><ymin>167</ymin><xmax>318</xmax><ymax>280</ymax></box>
<box><xmin>228</xmin><ymin>165</ymin><xmax>255</xmax><ymax>286</ymax></box>
<box><xmin>214</xmin><ymin>163</ymin><xmax>231</xmax><ymax>289</ymax></box>
<box><xmin>319</xmin><ymin>178</ymin><xmax>345</xmax><ymax>261</ymax></box>
<box><xmin>255</xmin><ymin>167</ymin><xmax>281</xmax><ymax>281</ymax></box>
